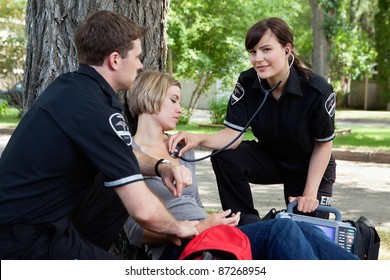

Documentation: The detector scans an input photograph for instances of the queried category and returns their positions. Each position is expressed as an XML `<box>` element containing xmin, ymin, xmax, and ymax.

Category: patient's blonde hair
<box><xmin>126</xmin><ymin>70</ymin><xmax>181</xmax><ymax>118</ymax></box>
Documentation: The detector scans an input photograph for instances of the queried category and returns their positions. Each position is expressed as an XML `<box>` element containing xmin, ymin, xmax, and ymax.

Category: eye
<box><xmin>170</xmin><ymin>98</ymin><xmax>177</xmax><ymax>103</ymax></box>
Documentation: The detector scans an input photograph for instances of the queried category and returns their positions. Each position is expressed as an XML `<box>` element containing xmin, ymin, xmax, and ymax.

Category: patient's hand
<box><xmin>196</xmin><ymin>209</ymin><xmax>240</xmax><ymax>233</ymax></box>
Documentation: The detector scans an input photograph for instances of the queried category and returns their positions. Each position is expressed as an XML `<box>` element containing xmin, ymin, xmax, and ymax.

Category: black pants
<box><xmin>211</xmin><ymin>141</ymin><xmax>335</xmax><ymax>226</ymax></box>
<box><xmin>0</xmin><ymin>173</ymin><xmax>128</xmax><ymax>259</ymax></box>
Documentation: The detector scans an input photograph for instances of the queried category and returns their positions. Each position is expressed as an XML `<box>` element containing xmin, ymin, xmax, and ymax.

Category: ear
<box><xmin>284</xmin><ymin>44</ymin><xmax>293</xmax><ymax>56</ymax></box>
<box><xmin>108</xmin><ymin>52</ymin><xmax>120</xmax><ymax>70</ymax></box>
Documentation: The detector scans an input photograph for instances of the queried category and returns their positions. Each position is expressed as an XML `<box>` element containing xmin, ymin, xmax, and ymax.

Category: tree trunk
<box><xmin>23</xmin><ymin>0</ymin><xmax>169</xmax><ymax>113</ymax></box>
<box><xmin>309</xmin><ymin>0</ymin><xmax>330</xmax><ymax>79</ymax></box>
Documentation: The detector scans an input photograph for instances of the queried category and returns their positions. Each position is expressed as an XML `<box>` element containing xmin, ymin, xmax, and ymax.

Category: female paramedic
<box><xmin>169</xmin><ymin>17</ymin><xmax>337</xmax><ymax>225</ymax></box>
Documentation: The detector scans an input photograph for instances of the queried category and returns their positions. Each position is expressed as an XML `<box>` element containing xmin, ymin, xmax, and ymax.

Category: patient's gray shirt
<box><xmin>124</xmin><ymin>141</ymin><xmax>207</xmax><ymax>259</ymax></box>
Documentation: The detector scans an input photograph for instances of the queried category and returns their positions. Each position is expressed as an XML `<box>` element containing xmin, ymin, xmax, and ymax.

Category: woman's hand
<box><xmin>168</xmin><ymin>131</ymin><xmax>203</xmax><ymax>158</ymax></box>
<box><xmin>195</xmin><ymin>209</ymin><xmax>240</xmax><ymax>233</ymax></box>
<box><xmin>288</xmin><ymin>196</ymin><xmax>319</xmax><ymax>213</ymax></box>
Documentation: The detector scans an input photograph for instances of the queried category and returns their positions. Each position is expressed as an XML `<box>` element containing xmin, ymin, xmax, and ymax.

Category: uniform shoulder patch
<box><xmin>109</xmin><ymin>113</ymin><xmax>132</xmax><ymax>146</ymax></box>
<box><xmin>325</xmin><ymin>92</ymin><xmax>336</xmax><ymax>117</ymax></box>
<box><xmin>231</xmin><ymin>82</ymin><xmax>245</xmax><ymax>105</ymax></box>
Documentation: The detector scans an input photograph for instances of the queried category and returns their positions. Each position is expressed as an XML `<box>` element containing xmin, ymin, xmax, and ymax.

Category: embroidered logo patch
<box><xmin>325</xmin><ymin>93</ymin><xmax>336</xmax><ymax>117</ymax></box>
<box><xmin>109</xmin><ymin>113</ymin><xmax>132</xmax><ymax>146</ymax></box>
<box><xmin>230</xmin><ymin>83</ymin><xmax>245</xmax><ymax>105</ymax></box>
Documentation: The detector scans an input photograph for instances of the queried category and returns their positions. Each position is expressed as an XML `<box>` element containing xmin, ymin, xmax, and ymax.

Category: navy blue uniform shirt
<box><xmin>0</xmin><ymin>65</ymin><xmax>143</xmax><ymax>224</ymax></box>
<box><xmin>225</xmin><ymin>66</ymin><xmax>335</xmax><ymax>170</ymax></box>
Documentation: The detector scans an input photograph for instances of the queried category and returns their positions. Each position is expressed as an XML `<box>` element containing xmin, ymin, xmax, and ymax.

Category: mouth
<box><xmin>256</xmin><ymin>65</ymin><xmax>269</xmax><ymax>71</ymax></box>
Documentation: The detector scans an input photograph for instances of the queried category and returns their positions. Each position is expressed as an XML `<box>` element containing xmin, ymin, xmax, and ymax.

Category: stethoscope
<box><xmin>172</xmin><ymin>54</ymin><xmax>295</xmax><ymax>162</ymax></box>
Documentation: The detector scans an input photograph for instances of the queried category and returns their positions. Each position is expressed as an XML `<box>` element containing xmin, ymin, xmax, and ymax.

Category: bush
<box><xmin>209</xmin><ymin>96</ymin><xmax>228</xmax><ymax>124</ymax></box>
<box><xmin>178</xmin><ymin>106</ymin><xmax>192</xmax><ymax>125</ymax></box>
<box><xmin>0</xmin><ymin>99</ymin><xmax>9</xmax><ymax>116</ymax></box>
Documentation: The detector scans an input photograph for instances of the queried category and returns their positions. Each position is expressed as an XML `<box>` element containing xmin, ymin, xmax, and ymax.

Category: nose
<box><xmin>254</xmin><ymin>52</ymin><xmax>264</xmax><ymax>62</ymax></box>
<box><xmin>177</xmin><ymin>103</ymin><xmax>182</xmax><ymax>114</ymax></box>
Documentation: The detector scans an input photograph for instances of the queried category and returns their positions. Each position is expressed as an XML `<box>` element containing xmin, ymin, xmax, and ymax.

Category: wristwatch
<box><xmin>154</xmin><ymin>159</ymin><xmax>171</xmax><ymax>177</ymax></box>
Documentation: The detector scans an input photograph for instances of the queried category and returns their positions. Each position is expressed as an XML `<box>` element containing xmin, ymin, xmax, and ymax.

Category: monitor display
<box><xmin>315</xmin><ymin>224</ymin><xmax>336</xmax><ymax>241</ymax></box>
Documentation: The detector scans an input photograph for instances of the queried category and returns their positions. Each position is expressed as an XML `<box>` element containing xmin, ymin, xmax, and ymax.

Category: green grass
<box><xmin>0</xmin><ymin>107</ymin><xmax>20</xmax><ymax>126</ymax></box>
<box><xmin>173</xmin><ymin>123</ymin><xmax>390</xmax><ymax>152</ymax></box>
<box><xmin>333</xmin><ymin>126</ymin><xmax>390</xmax><ymax>152</ymax></box>
<box><xmin>378</xmin><ymin>230</ymin><xmax>390</xmax><ymax>260</ymax></box>
<box><xmin>173</xmin><ymin>124</ymin><xmax>256</xmax><ymax>141</ymax></box>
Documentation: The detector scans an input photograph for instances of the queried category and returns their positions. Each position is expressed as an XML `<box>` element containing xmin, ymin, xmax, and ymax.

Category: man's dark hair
<box><xmin>75</xmin><ymin>10</ymin><xmax>148</xmax><ymax>65</ymax></box>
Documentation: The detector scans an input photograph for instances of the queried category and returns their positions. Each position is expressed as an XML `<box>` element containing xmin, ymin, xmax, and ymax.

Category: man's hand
<box><xmin>133</xmin><ymin>149</ymin><xmax>193</xmax><ymax>197</ymax></box>
<box><xmin>159</xmin><ymin>163</ymin><xmax>193</xmax><ymax>197</ymax></box>
<box><xmin>169</xmin><ymin>220</ymin><xmax>200</xmax><ymax>246</ymax></box>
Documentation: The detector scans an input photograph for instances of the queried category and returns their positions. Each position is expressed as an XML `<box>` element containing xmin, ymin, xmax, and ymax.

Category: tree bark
<box><xmin>23</xmin><ymin>0</ymin><xmax>169</xmax><ymax>112</ymax></box>
<box><xmin>309</xmin><ymin>0</ymin><xmax>330</xmax><ymax>79</ymax></box>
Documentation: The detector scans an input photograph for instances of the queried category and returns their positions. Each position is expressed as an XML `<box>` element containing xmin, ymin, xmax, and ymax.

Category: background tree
<box><xmin>308</xmin><ymin>0</ymin><xmax>333</xmax><ymax>79</ymax></box>
<box><xmin>167</xmin><ymin>0</ymin><xmax>311</xmax><ymax>120</ymax></box>
<box><xmin>23</xmin><ymin>0</ymin><xmax>169</xmax><ymax>113</ymax></box>
<box><xmin>375</xmin><ymin>0</ymin><xmax>390</xmax><ymax>109</ymax></box>
<box><xmin>327</xmin><ymin>0</ymin><xmax>378</xmax><ymax>107</ymax></box>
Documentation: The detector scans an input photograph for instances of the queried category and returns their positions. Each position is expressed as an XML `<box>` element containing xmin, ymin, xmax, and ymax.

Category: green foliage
<box><xmin>0</xmin><ymin>0</ymin><xmax>26</xmax><ymax>19</ymax></box>
<box><xmin>208</xmin><ymin>95</ymin><xmax>228</xmax><ymax>125</ymax></box>
<box><xmin>375</xmin><ymin>0</ymin><xmax>390</xmax><ymax>105</ymax></box>
<box><xmin>0</xmin><ymin>106</ymin><xmax>19</xmax><ymax>124</ymax></box>
<box><xmin>167</xmin><ymin>0</ymin><xmax>311</xmax><ymax>111</ymax></box>
<box><xmin>0</xmin><ymin>98</ymin><xmax>9</xmax><ymax>115</ymax></box>
<box><xmin>321</xmin><ymin>0</ymin><xmax>378</xmax><ymax>96</ymax></box>
<box><xmin>0</xmin><ymin>34</ymin><xmax>26</xmax><ymax>77</ymax></box>
<box><xmin>178</xmin><ymin>106</ymin><xmax>192</xmax><ymax>125</ymax></box>
<box><xmin>0</xmin><ymin>0</ymin><xmax>27</xmax><ymax>87</ymax></box>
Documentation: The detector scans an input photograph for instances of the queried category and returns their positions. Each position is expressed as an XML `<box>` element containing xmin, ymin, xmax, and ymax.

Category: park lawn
<box><xmin>174</xmin><ymin>124</ymin><xmax>390</xmax><ymax>152</ymax></box>
<box><xmin>2</xmin><ymin>107</ymin><xmax>390</xmax><ymax>152</ymax></box>
<box><xmin>333</xmin><ymin>126</ymin><xmax>390</xmax><ymax>152</ymax></box>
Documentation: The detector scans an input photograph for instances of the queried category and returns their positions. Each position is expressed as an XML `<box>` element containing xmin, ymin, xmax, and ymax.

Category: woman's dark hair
<box><xmin>245</xmin><ymin>17</ymin><xmax>311</xmax><ymax>81</ymax></box>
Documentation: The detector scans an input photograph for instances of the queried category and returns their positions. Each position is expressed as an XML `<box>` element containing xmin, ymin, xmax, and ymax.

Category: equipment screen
<box><xmin>315</xmin><ymin>224</ymin><xmax>336</xmax><ymax>241</ymax></box>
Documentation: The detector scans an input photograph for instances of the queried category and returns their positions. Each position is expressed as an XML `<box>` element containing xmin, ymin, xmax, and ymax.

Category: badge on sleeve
<box><xmin>230</xmin><ymin>83</ymin><xmax>245</xmax><ymax>105</ymax></box>
<box><xmin>109</xmin><ymin>113</ymin><xmax>132</xmax><ymax>146</ymax></box>
<box><xmin>325</xmin><ymin>93</ymin><xmax>336</xmax><ymax>117</ymax></box>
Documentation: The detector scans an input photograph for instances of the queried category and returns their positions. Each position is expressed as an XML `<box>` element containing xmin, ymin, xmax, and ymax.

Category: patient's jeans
<box><xmin>239</xmin><ymin>218</ymin><xmax>359</xmax><ymax>260</ymax></box>
<box><xmin>160</xmin><ymin>218</ymin><xmax>359</xmax><ymax>260</ymax></box>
